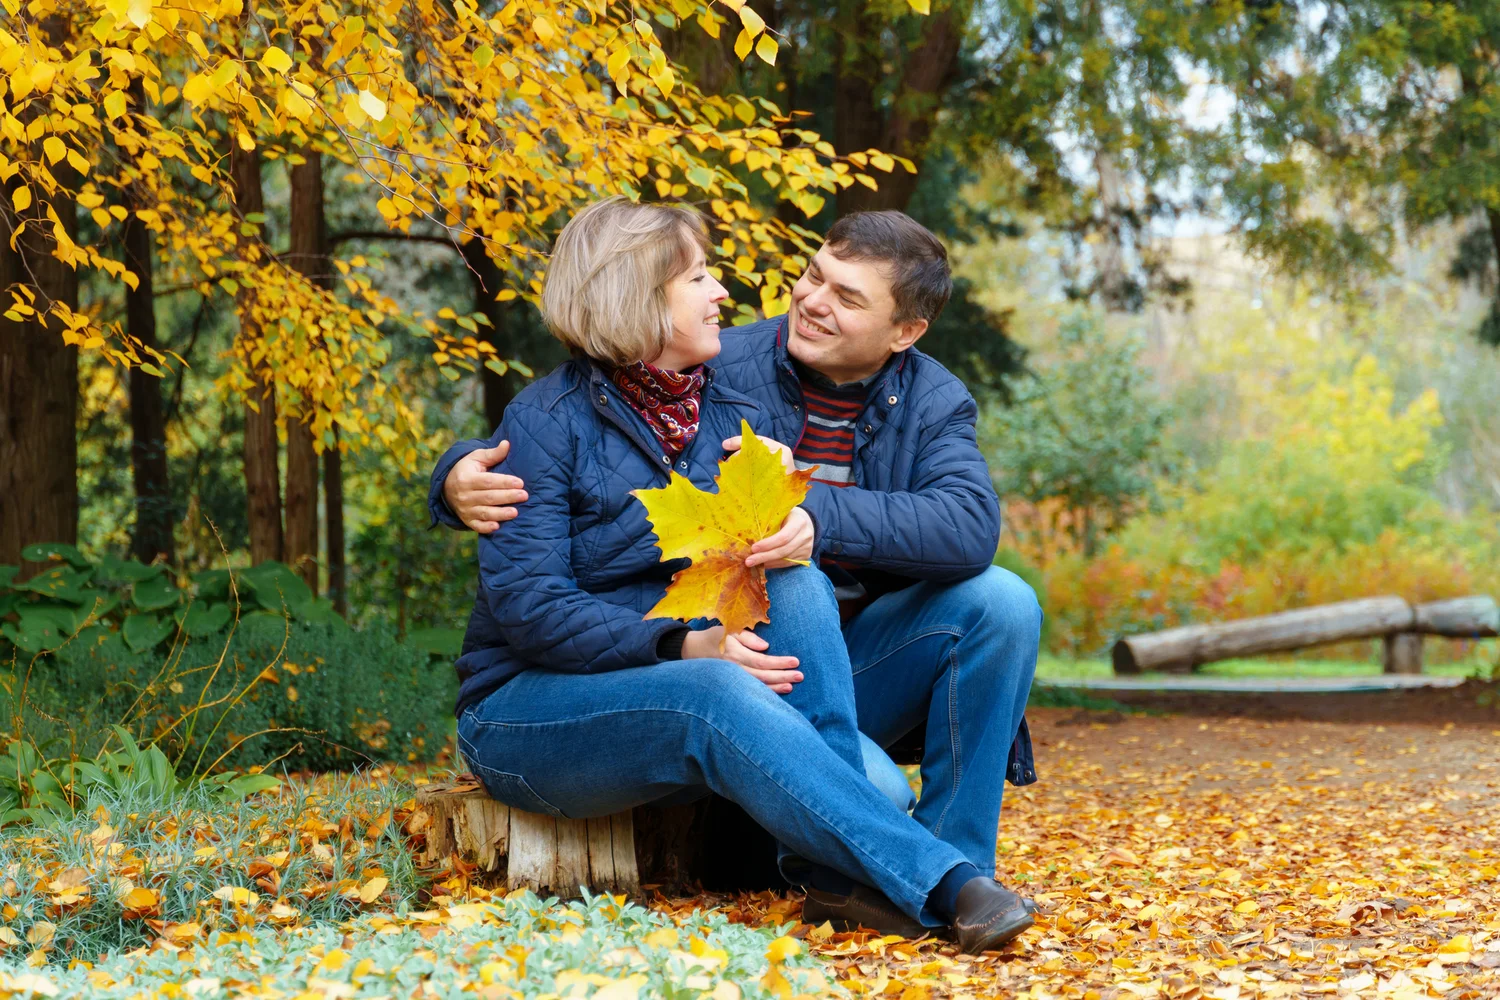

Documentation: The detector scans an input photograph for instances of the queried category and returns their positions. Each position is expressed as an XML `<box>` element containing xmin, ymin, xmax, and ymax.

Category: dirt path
<box><xmin>698</xmin><ymin>704</ymin><xmax>1500</xmax><ymax>999</ymax></box>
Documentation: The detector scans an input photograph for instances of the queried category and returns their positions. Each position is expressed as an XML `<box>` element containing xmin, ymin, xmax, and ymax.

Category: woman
<box><xmin>454</xmin><ymin>197</ymin><xmax>1030</xmax><ymax>949</ymax></box>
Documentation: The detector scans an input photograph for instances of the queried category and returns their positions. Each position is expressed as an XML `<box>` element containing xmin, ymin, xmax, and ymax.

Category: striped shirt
<box><xmin>794</xmin><ymin>381</ymin><xmax>864</xmax><ymax>487</ymax></box>
<box><xmin>792</xmin><ymin>362</ymin><xmax>876</xmax><ymax>607</ymax></box>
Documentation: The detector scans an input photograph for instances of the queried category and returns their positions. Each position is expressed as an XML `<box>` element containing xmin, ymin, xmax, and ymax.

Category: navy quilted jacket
<box><xmin>432</xmin><ymin>316</ymin><xmax>1003</xmax><ymax>585</ymax></box>
<box><xmin>449</xmin><ymin>357</ymin><xmax>773</xmax><ymax>715</ymax></box>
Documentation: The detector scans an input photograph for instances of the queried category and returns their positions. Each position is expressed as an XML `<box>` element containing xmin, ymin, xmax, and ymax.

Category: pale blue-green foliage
<box><xmin>0</xmin><ymin>774</ymin><xmax>420</xmax><ymax>960</ymax></box>
<box><xmin>983</xmin><ymin>311</ymin><xmax>1175</xmax><ymax>552</ymax></box>
<box><xmin>0</xmin><ymin>726</ymin><xmax>280</xmax><ymax>826</ymax></box>
<box><xmin>0</xmin><ymin>892</ymin><xmax>833</xmax><ymax>999</ymax></box>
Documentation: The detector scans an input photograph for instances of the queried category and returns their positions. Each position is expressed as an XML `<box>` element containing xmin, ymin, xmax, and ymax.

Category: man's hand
<box><xmin>444</xmin><ymin>441</ymin><xmax>529</xmax><ymax>534</ymax></box>
<box><xmin>746</xmin><ymin>506</ymin><xmax>814</xmax><ymax>569</ymax></box>
<box><xmin>721</xmin><ymin>434</ymin><xmax>796</xmax><ymax>474</ymax></box>
<box><xmin>681</xmin><ymin>626</ymin><xmax>803</xmax><ymax>694</ymax></box>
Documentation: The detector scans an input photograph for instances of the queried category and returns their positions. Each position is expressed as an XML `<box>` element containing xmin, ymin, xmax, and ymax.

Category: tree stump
<box><xmin>414</xmin><ymin>777</ymin><xmax>781</xmax><ymax>898</ymax></box>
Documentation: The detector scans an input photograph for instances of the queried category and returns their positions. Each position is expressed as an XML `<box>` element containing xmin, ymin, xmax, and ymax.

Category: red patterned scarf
<box><xmin>609</xmin><ymin>361</ymin><xmax>706</xmax><ymax>458</ymax></box>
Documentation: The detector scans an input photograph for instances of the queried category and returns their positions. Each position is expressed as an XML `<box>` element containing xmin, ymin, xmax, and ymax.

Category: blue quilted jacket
<box><xmin>448</xmin><ymin>357</ymin><xmax>774</xmax><ymax>715</ymax></box>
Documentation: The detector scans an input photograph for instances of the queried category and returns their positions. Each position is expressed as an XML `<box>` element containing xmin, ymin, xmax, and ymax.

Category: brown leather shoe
<box><xmin>951</xmin><ymin>878</ymin><xmax>1034</xmax><ymax>953</ymax></box>
<box><xmin>801</xmin><ymin>884</ymin><xmax>928</xmax><ymax>938</ymax></box>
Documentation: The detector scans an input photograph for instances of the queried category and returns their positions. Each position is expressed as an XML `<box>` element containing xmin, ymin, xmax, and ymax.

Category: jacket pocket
<box><xmin>466</xmin><ymin>760</ymin><xmax>569</xmax><ymax>818</ymax></box>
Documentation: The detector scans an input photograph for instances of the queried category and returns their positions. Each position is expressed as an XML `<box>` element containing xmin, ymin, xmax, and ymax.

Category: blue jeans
<box><xmin>844</xmin><ymin>567</ymin><xmax>1042</xmax><ymax>876</ymax></box>
<box><xmin>457</xmin><ymin>565</ymin><xmax>969</xmax><ymax>923</ymax></box>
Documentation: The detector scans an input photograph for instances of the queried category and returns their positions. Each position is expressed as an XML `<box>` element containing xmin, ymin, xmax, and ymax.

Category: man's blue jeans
<box><xmin>843</xmin><ymin>566</ymin><xmax>1042</xmax><ymax>876</ymax></box>
<box><xmin>457</xmin><ymin>565</ymin><xmax>971</xmax><ymax>923</ymax></box>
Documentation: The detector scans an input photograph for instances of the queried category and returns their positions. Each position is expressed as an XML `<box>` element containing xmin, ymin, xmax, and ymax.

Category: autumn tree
<box><xmin>1</xmin><ymin>0</ymin><xmax>904</xmax><ymax>569</ymax></box>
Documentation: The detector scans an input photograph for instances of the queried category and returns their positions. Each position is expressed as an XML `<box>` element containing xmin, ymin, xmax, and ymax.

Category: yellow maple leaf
<box><xmin>632</xmin><ymin>419</ymin><xmax>812</xmax><ymax>635</ymax></box>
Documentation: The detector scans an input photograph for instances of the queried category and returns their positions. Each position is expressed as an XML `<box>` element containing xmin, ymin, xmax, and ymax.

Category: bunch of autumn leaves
<box><xmin>1</xmin><ymin>0</ymin><xmax>886</xmax><ymax>472</ymax></box>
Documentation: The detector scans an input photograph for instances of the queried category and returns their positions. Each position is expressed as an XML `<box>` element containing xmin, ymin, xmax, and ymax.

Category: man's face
<box><xmin>787</xmin><ymin>247</ymin><xmax>928</xmax><ymax>385</ymax></box>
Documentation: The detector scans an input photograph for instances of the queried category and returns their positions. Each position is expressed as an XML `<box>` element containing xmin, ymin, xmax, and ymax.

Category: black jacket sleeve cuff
<box><xmin>655</xmin><ymin>626</ymin><xmax>690</xmax><ymax>661</ymax></box>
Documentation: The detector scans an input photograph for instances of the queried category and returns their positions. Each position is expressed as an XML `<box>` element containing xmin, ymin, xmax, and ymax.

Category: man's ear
<box><xmin>890</xmin><ymin>318</ymin><xmax>930</xmax><ymax>353</ymax></box>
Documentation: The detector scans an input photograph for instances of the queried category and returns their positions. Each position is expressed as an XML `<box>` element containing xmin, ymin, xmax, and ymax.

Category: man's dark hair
<box><xmin>823</xmin><ymin>211</ymin><xmax>952</xmax><ymax>325</ymax></box>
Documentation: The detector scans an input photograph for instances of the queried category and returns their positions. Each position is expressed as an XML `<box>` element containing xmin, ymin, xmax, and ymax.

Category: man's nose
<box><xmin>802</xmin><ymin>285</ymin><xmax>833</xmax><ymax>315</ymax></box>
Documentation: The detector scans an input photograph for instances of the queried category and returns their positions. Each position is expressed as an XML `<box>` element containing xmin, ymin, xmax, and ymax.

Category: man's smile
<box><xmin>796</xmin><ymin>308</ymin><xmax>837</xmax><ymax>340</ymax></box>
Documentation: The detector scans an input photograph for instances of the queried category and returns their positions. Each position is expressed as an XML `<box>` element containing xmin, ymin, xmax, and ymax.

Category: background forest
<box><xmin>6</xmin><ymin>0</ymin><xmax>1500</xmax><ymax>716</ymax></box>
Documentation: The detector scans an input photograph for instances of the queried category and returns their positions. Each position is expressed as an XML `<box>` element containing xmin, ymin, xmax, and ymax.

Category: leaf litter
<box><xmin>1</xmin><ymin>709</ymin><xmax>1495</xmax><ymax>999</ymax></box>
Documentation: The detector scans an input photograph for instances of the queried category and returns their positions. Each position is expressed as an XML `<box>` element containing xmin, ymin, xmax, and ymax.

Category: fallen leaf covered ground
<box><xmin>727</xmin><ymin>707</ymin><xmax>1500</xmax><ymax>1000</ymax></box>
<box><xmin>2</xmin><ymin>706</ymin><xmax>1496</xmax><ymax>998</ymax></box>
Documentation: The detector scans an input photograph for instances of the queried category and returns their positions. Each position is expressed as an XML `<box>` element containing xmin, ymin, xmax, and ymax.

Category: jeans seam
<box><xmin>849</xmin><ymin>627</ymin><xmax>964</xmax><ymax>678</ymax></box>
<box><xmin>928</xmin><ymin>635</ymin><xmax>966</xmax><ymax>839</ymax></box>
<box><xmin>460</xmin><ymin>702</ymin><xmax>948</xmax><ymax>908</ymax></box>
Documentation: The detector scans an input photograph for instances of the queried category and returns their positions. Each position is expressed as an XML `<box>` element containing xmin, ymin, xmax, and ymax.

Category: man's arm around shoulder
<box><xmin>428</xmin><ymin>433</ymin><xmax>529</xmax><ymax>532</ymax></box>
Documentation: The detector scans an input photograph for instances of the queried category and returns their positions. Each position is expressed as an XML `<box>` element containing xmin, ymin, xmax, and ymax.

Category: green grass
<box><xmin>1035</xmin><ymin>645</ymin><xmax>1497</xmax><ymax>683</ymax></box>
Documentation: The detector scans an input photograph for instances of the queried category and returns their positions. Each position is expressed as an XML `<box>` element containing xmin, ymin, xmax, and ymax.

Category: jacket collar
<box><xmin>772</xmin><ymin>315</ymin><xmax>912</xmax><ymax>430</ymax></box>
<box><xmin>576</xmin><ymin>358</ymin><xmax>731</xmax><ymax>475</ymax></box>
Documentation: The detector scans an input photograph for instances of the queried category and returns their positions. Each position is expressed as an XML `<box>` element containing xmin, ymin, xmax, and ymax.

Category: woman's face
<box><xmin>653</xmin><ymin>244</ymin><xmax>728</xmax><ymax>372</ymax></box>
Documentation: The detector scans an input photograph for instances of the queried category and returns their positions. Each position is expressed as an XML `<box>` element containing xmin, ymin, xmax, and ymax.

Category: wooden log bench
<box><xmin>1111</xmin><ymin>595</ymin><xmax>1499</xmax><ymax>675</ymax></box>
<box><xmin>414</xmin><ymin>776</ymin><xmax>785</xmax><ymax>898</ymax></box>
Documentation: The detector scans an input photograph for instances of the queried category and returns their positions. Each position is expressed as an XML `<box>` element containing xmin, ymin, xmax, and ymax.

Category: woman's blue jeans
<box><xmin>457</xmin><ymin>565</ymin><xmax>969</xmax><ymax>923</ymax></box>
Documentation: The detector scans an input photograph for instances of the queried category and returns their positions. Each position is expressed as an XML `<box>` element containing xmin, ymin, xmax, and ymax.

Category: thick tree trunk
<box><xmin>284</xmin><ymin>152</ymin><xmax>326</xmax><ymax>591</ymax></box>
<box><xmin>0</xmin><ymin>185</ymin><xmax>79</xmax><ymax>572</ymax></box>
<box><xmin>124</xmin><ymin>78</ymin><xmax>172</xmax><ymax>565</ymax></box>
<box><xmin>462</xmin><ymin>237</ymin><xmax>517</xmax><ymax>429</ymax></box>
<box><xmin>834</xmin><ymin>4</ymin><xmax>963</xmax><ymax>216</ymax></box>
<box><xmin>0</xmin><ymin>16</ymin><xmax>80</xmax><ymax>573</ymax></box>
<box><xmin>231</xmin><ymin>144</ymin><xmax>283</xmax><ymax>565</ymax></box>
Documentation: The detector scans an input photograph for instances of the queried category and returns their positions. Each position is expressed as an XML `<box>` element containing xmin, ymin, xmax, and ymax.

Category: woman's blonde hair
<box><xmin>539</xmin><ymin>197</ymin><xmax>710</xmax><ymax>366</ymax></box>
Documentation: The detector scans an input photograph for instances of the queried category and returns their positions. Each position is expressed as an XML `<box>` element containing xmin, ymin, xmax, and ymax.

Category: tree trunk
<box><xmin>1093</xmin><ymin>149</ymin><xmax>1135</xmax><ymax>312</ymax></box>
<box><xmin>324</xmin><ymin>432</ymin><xmax>346</xmax><ymax>615</ymax></box>
<box><xmin>231</xmin><ymin>144</ymin><xmax>283</xmax><ymax>565</ymax></box>
<box><xmin>123</xmin><ymin>78</ymin><xmax>172</xmax><ymax>565</ymax></box>
<box><xmin>0</xmin><ymin>16</ymin><xmax>79</xmax><ymax>573</ymax></box>
<box><xmin>284</xmin><ymin>152</ymin><xmax>326</xmax><ymax>591</ymax></box>
<box><xmin>834</xmin><ymin>3</ymin><xmax>964</xmax><ymax>216</ymax></box>
<box><xmin>462</xmin><ymin>237</ymin><xmax>518</xmax><ymax>429</ymax></box>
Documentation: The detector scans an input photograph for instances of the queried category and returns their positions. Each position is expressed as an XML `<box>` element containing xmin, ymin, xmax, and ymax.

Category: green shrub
<box><xmin>1</xmin><ymin>545</ymin><xmax>339</xmax><ymax>657</ymax></box>
<box><xmin>9</xmin><ymin>616</ymin><xmax>455</xmax><ymax>773</ymax></box>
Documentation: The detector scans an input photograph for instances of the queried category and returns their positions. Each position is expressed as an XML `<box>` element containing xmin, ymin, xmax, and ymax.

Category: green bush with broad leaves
<box><xmin>1</xmin><ymin>544</ymin><xmax>340</xmax><ymax>657</ymax></box>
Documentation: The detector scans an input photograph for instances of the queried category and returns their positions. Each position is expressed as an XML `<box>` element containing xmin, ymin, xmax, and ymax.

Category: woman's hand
<box><xmin>745</xmin><ymin>506</ymin><xmax>815</xmax><ymax>569</ymax></box>
<box><xmin>682</xmin><ymin>626</ymin><xmax>803</xmax><ymax>694</ymax></box>
<box><xmin>721</xmin><ymin>433</ymin><xmax>797</xmax><ymax>474</ymax></box>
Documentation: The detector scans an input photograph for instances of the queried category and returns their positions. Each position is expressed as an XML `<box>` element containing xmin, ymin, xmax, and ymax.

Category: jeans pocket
<box><xmin>467</xmin><ymin>760</ymin><xmax>568</xmax><ymax>819</ymax></box>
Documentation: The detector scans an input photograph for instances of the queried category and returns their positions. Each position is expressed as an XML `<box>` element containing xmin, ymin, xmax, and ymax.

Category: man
<box><xmin>431</xmin><ymin>211</ymin><xmax>1041</xmax><ymax>936</ymax></box>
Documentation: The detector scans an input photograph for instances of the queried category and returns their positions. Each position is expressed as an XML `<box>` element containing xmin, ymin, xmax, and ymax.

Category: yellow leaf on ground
<box><xmin>358</xmin><ymin>876</ymin><xmax>388</xmax><ymax>903</ymax></box>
